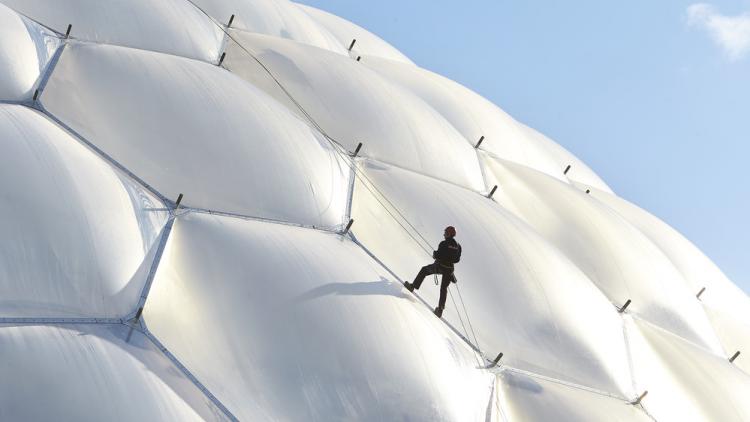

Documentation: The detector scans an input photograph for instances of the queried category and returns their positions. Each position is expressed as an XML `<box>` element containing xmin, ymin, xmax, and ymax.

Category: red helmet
<box><xmin>444</xmin><ymin>226</ymin><xmax>456</xmax><ymax>237</ymax></box>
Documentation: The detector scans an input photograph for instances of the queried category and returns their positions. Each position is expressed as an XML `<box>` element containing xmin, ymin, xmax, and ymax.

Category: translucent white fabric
<box><xmin>42</xmin><ymin>42</ymin><xmax>349</xmax><ymax>228</ymax></box>
<box><xmin>493</xmin><ymin>371</ymin><xmax>652</xmax><ymax>422</ymax></box>
<box><xmin>0</xmin><ymin>105</ymin><xmax>166</xmax><ymax>318</ymax></box>
<box><xmin>144</xmin><ymin>212</ymin><xmax>492</xmax><ymax>421</ymax></box>
<box><xmin>628</xmin><ymin>318</ymin><xmax>750</xmax><ymax>422</ymax></box>
<box><xmin>0</xmin><ymin>1</ymin><xmax>747</xmax><ymax>419</ymax></box>
<box><xmin>190</xmin><ymin>0</ymin><xmax>346</xmax><ymax>54</ymax></box>
<box><xmin>296</xmin><ymin>3</ymin><xmax>414</xmax><ymax>64</ymax></box>
<box><xmin>351</xmin><ymin>159</ymin><xmax>633</xmax><ymax>396</ymax></box>
<box><xmin>480</xmin><ymin>155</ymin><xmax>722</xmax><ymax>353</ymax></box>
<box><xmin>363</xmin><ymin>57</ymin><xmax>567</xmax><ymax>183</ymax></box>
<box><xmin>0</xmin><ymin>324</ymin><xmax>227</xmax><ymax>421</ymax></box>
<box><xmin>0</xmin><ymin>0</ymin><xmax>223</xmax><ymax>62</ymax></box>
<box><xmin>224</xmin><ymin>32</ymin><xmax>485</xmax><ymax>191</ymax></box>
<box><xmin>0</xmin><ymin>3</ymin><xmax>58</xmax><ymax>101</ymax></box>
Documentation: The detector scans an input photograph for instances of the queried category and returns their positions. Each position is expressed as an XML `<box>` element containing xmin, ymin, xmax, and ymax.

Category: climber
<box><xmin>404</xmin><ymin>226</ymin><xmax>462</xmax><ymax>318</ymax></box>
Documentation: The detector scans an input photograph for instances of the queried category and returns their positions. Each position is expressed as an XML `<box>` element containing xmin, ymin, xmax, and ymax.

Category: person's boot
<box><xmin>434</xmin><ymin>307</ymin><xmax>444</xmax><ymax>318</ymax></box>
<box><xmin>404</xmin><ymin>282</ymin><xmax>415</xmax><ymax>292</ymax></box>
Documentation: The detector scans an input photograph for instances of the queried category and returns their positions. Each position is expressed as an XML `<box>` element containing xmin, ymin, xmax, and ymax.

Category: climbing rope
<box><xmin>454</xmin><ymin>277</ymin><xmax>481</xmax><ymax>349</ymax></box>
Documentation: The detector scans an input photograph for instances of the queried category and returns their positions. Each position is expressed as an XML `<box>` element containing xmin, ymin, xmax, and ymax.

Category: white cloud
<box><xmin>687</xmin><ymin>3</ymin><xmax>750</xmax><ymax>61</ymax></box>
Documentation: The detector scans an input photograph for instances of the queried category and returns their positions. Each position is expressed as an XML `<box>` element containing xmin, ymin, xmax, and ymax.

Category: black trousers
<box><xmin>413</xmin><ymin>263</ymin><xmax>454</xmax><ymax>309</ymax></box>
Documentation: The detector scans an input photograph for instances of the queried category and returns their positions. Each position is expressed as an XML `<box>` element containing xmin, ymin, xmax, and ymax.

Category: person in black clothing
<box><xmin>404</xmin><ymin>226</ymin><xmax>462</xmax><ymax>318</ymax></box>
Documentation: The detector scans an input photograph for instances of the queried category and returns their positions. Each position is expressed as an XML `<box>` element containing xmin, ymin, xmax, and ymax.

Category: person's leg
<box><xmin>438</xmin><ymin>271</ymin><xmax>452</xmax><ymax>310</ymax></box>
<box><xmin>412</xmin><ymin>263</ymin><xmax>437</xmax><ymax>289</ymax></box>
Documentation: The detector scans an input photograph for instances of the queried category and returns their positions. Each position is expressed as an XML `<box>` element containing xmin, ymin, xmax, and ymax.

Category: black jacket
<box><xmin>433</xmin><ymin>238</ymin><xmax>462</xmax><ymax>268</ymax></box>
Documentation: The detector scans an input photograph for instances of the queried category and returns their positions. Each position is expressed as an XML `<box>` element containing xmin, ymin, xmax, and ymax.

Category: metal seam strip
<box><xmin>139</xmin><ymin>326</ymin><xmax>240</xmax><ymax>421</ymax></box>
<box><xmin>621</xmin><ymin>316</ymin><xmax>640</xmax><ymax>400</ymax></box>
<box><xmin>484</xmin><ymin>377</ymin><xmax>498</xmax><ymax>422</ymax></box>
<box><xmin>32</xmin><ymin>42</ymin><xmax>66</xmax><ymax>98</ymax></box>
<box><xmin>0</xmin><ymin>317</ymin><xmax>123</xmax><ymax>324</ymax></box>
<box><xmin>124</xmin><ymin>217</ymin><xmax>176</xmax><ymax>321</ymax></box>
<box><xmin>182</xmin><ymin>207</ymin><xmax>340</xmax><ymax>233</ymax></box>
<box><xmin>343</xmin><ymin>157</ymin><xmax>358</xmax><ymax>225</ymax></box>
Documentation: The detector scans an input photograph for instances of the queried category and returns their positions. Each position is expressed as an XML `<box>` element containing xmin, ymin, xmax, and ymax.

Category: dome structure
<box><xmin>0</xmin><ymin>1</ymin><xmax>747</xmax><ymax>421</ymax></box>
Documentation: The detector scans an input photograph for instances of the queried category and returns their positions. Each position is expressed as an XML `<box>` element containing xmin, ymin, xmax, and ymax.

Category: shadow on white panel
<box><xmin>495</xmin><ymin>371</ymin><xmax>652</xmax><ymax>422</ymax></box>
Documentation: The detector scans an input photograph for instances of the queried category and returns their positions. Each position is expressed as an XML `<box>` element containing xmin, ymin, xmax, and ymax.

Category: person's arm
<box><xmin>434</xmin><ymin>240</ymin><xmax>448</xmax><ymax>261</ymax></box>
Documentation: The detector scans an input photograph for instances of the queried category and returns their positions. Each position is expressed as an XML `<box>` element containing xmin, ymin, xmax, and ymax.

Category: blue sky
<box><xmin>301</xmin><ymin>0</ymin><xmax>750</xmax><ymax>294</ymax></box>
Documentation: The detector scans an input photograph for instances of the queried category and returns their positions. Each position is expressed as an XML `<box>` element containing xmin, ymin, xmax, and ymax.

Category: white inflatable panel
<box><xmin>296</xmin><ymin>3</ymin><xmax>414</xmax><ymax>64</ymax></box>
<box><xmin>351</xmin><ymin>159</ymin><xmax>633</xmax><ymax>397</ymax></box>
<box><xmin>190</xmin><ymin>0</ymin><xmax>345</xmax><ymax>54</ymax></box>
<box><xmin>628</xmin><ymin>318</ymin><xmax>750</xmax><ymax>422</ymax></box>
<box><xmin>0</xmin><ymin>4</ymin><xmax>58</xmax><ymax>101</ymax></box>
<box><xmin>144</xmin><ymin>212</ymin><xmax>492</xmax><ymax>421</ymax></box>
<box><xmin>224</xmin><ymin>33</ymin><xmax>485</xmax><ymax>191</ymax></box>
<box><xmin>495</xmin><ymin>371</ymin><xmax>652</xmax><ymax>422</ymax></box>
<box><xmin>0</xmin><ymin>0</ymin><xmax>223</xmax><ymax>62</ymax></box>
<box><xmin>0</xmin><ymin>324</ymin><xmax>227</xmax><ymax>421</ymax></box>
<box><xmin>42</xmin><ymin>42</ymin><xmax>349</xmax><ymax>228</ymax></box>
<box><xmin>480</xmin><ymin>155</ymin><xmax>722</xmax><ymax>352</ymax></box>
<box><xmin>0</xmin><ymin>105</ymin><xmax>166</xmax><ymax>318</ymax></box>
<box><xmin>363</xmin><ymin>57</ymin><xmax>567</xmax><ymax>183</ymax></box>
